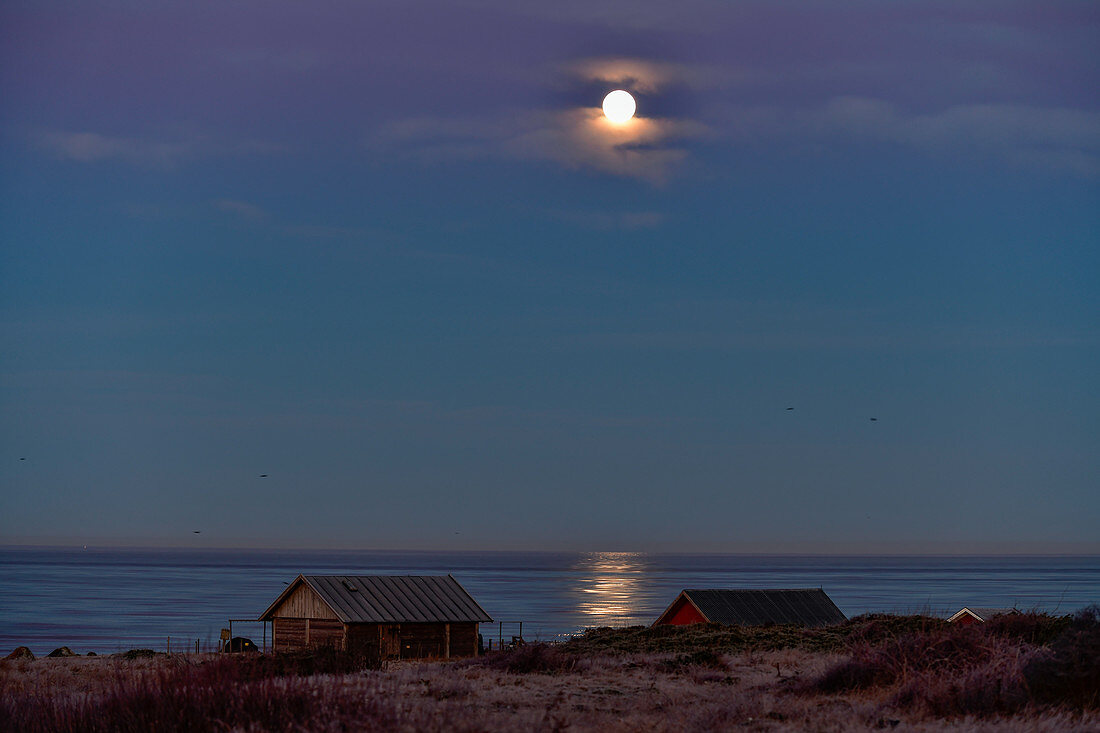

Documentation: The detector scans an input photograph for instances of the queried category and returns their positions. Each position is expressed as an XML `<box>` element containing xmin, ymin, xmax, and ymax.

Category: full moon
<box><xmin>602</xmin><ymin>90</ymin><xmax>636</xmax><ymax>123</ymax></box>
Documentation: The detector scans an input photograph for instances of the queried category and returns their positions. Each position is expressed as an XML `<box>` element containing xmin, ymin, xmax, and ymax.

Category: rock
<box><xmin>5</xmin><ymin>646</ymin><xmax>35</xmax><ymax>660</ymax></box>
<box><xmin>87</xmin><ymin>651</ymin><xmax>97</xmax><ymax>656</ymax></box>
<box><xmin>47</xmin><ymin>646</ymin><xmax>77</xmax><ymax>658</ymax></box>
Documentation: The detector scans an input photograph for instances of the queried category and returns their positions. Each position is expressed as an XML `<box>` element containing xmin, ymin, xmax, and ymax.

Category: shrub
<box><xmin>557</xmin><ymin>616</ymin><xmax>947</xmax><ymax>658</ymax></box>
<box><xmin>840</xmin><ymin>614</ymin><xmax>947</xmax><ymax>649</ymax></box>
<box><xmin>659</xmin><ymin>650</ymin><xmax>728</xmax><ymax>673</ymax></box>
<box><xmin>0</xmin><ymin>650</ymin><xmax>383</xmax><ymax>733</ymax></box>
<box><xmin>115</xmin><ymin>649</ymin><xmax>160</xmax><ymax>660</ymax></box>
<box><xmin>984</xmin><ymin>611</ymin><xmax>1070</xmax><ymax>646</ymax></box>
<box><xmin>811</xmin><ymin>610</ymin><xmax>1100</xmax><ymax>717</ymax></box>
<box><xmin>1024</xmin><ymin>605</ymin><xmax>1100</xmax><ymax>710</ymax></box>
<box><xmin>887</xmin><ymin>636</ymin><xmax>1039</xmax><ymax>717</ymax></box>
<box><xmin>463</xmin><ymin>643</ymin><xmax>580</xmax><ymax>674</ymax></box>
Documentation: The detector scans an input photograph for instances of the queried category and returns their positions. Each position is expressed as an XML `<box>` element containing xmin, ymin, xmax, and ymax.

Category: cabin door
<box><xmin>381</xmin><ymin>625</ymin><xmax>401</xmax><ymax>658</ymax></box>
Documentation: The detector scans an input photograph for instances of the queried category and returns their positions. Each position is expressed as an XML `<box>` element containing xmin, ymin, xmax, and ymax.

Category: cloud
<box><xmin>506</xmin><ymin>109</ymin><xmax>705</xmax><ymax>183</ymax></box>
<box><xmin>280</xmin><ymin>224</ymin><xmax>371</xmax><ymax>239</ymax></box>
<box><xmin>717</xmin><ymin>98</ymin><xmax>1100</xmax><ymax>174</ymax></box>
<box><xmin>364</xmin><ymin>53</ymin><xmax>712</xmax><ymax>183</ymax></box>
<box><xmin>541</xmin><ymin>208</ymin><xmax>665</xmax><ymax>230</ymax></box>
<box><xmin>372</xmin><ymin>107</ymin><xmax>706</xmax><ymax>183</ymax></box>
<box><xmin>564</xmin><ymin>57</ymin><xmax>736</xmax><ymax>93</ymax></box>
<box><xmin>37</xmin><ymin>130</ymin><xmax>288</xmax><ymax>168</ymax></box>
<box><xmin>214</xmin><ymin>199</ymin><xmax>268</xmax><ymax>220</ymax></box>
<box><xmin>823</xmin><ymin>99</ymin><xmax>1100</xmax><ymax>174</ymax></box>
<box><xmin>39</xmin><ymin>131</ymin><xmax>193</xmax><ymax>167</ymax></box>
<box><xmin>456</xmin><ymin>0</ymin><xmax>738</xmax><ymax>33</ymax></box>
<box><xmin>818</xmin><ymin>98</ymin><xmax>1100</xmax><ymax>149</ymax></box>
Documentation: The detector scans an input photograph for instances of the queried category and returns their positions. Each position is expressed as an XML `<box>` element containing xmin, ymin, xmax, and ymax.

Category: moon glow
<box><xmin>602</xmin><ymin>90</ymin><xmax>636</xmax><ymax>123</ymax></box>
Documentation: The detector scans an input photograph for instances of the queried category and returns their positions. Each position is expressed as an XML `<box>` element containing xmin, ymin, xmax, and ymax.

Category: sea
<box><xmin>1</xmin><ymin>547</ymin><xmax>1098</xmax><ymax>656</ymax></box>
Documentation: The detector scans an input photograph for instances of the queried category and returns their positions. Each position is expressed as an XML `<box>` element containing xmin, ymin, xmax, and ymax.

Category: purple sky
<box><xmin>1</xmin><ymin>1</ymin><xmax>1097</xmax><ymax>551</ymax></box>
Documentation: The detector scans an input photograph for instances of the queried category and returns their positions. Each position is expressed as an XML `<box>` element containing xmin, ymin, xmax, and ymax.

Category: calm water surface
<box><xmin>1</xmin><ymin>547</ymin><xmax>1097</xmax><ymax>655</ymax></box>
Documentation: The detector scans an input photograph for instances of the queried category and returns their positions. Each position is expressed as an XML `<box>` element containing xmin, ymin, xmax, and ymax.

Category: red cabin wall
<box><xmin>953</xmin><ymin>613</ymin><xmax>980</xmax><ymax>626</ymax></box>
<box><xmin>659</xmin><ymin>597</ymin><xmax>707</xmax><ymax>625</ymax></box>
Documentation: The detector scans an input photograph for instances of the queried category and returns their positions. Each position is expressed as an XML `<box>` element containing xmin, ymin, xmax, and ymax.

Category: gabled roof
<box><xmin>948</xmin><ymin>606</ymin><xmax>1019</xmax><ymax>623</ymax></box>
<box><xmin>259</xmin><ymin>574</ymin><xmax>493</xmax><ymax>624</ymax></box>
<box><xmin>655</xmin><ymin>588</ymin><xmax>846</xmax><ymax>628</ymax></box>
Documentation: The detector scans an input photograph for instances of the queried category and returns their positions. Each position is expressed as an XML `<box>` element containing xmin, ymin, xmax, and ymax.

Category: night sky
<box><xmin>2</xmin><ymin>1</ymin><xmax>1097</xmax><ymax>551</ymax></box>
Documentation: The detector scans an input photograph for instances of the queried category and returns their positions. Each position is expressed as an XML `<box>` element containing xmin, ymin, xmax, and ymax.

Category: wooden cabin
<box><xmin>653</xmin><ymin>588</ymin><xmax>846</xmax><ymax>628</ymax></box>
<box><xmin>258</xmin><ymin>574</ymin><xmax>492</xmax><ymax>659</ymax></box>
<box><xmin>947</xmin><ymin>607</ymin><xmax>1019</xmax><ymax>626</ymax></box>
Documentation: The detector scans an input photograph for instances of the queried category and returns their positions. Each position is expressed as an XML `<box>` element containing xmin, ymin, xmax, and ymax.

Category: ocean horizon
<box><xmin>2</xmin><ymin>546</ymin><xmax>1098</xmax><ymax>656</ymax></box>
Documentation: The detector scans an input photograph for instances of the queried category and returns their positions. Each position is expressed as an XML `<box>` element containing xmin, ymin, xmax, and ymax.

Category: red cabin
<box><xmin>653</xmin><ymin>588</ymin><xmax>846</xmax><ymax>628</ymax></box>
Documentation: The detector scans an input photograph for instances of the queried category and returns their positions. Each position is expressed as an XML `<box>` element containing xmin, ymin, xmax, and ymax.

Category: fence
<box><xmin>481</xmin><ymin>621</ymin><xmax>525</xmax><ymax>652</ymax></box>
<box><xmin>157</xmin><ymin>636</ymin><xmax>221</xmax><ymax>655</ymax></box>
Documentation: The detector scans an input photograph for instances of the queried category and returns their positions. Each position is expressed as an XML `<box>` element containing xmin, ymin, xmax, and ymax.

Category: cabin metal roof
<box><xmin>658</xmin><ymin>588</ymin><xmax>846</xmax><ymax>628</ymax></box>
<box><xmin>259</xmin><ymin>574</ymin><xmax>493</xmax><ymax>624</ymax></box>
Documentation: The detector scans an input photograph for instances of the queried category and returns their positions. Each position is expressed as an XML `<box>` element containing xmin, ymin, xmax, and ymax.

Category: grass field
<box><xmin>2</xmin><ymin>609</ymin><xmax>1097</xmax><ymax>731</ymax></box>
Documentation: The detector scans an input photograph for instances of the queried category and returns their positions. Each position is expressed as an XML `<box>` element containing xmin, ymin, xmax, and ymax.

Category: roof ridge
<box><xmin>264</xmin><ymin>573</ymin><xmax>492</xmax><ymax>624</ymax></box>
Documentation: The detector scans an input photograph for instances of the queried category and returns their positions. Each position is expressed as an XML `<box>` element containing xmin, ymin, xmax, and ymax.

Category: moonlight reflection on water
<box><xmin>572</xmin><ymin>551</ymin><xmax>654</xmax><ymax>627</ymax></box>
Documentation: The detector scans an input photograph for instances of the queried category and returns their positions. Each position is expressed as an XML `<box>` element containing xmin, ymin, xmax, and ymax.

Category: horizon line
<box><xmin>2</xmin><ymin>541</ymin><xmax>1098</xmax><ymax>557</ymax></box>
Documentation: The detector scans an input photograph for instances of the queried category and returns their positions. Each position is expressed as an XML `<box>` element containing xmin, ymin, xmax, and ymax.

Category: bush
<box><xmin>115</xmin><ymin>649</ymin><xmax>160</xmax><ymax>660</ymax></box>
<box><xmin>984</xmin><ymin>611</ymin><xmax>1070</xmax><ymax>646</ymax></box>
<box><xmin>659</xmin><ymin>649</ymin><xmax>728</xmax><ymax>673</ymax></box>
<box><xmin>887</xmin><ymin>636</ymin><xmax>1039</xmax><ymax>717</ymax></box>
<box><xmin>812</xmin><ymin>609</ymin><xmax>1100</xmax><ymax>717</ymax></box>
<box><xmin>840</xmin><ymin>614</ymin><xmax>947</xmax><ymax>648</ymax></box>
<box><xmin>1024</xmin><ymin>605</ymin><xmax>1100</xmax><ymax>710</ymax></box>
<box><xmin>557</xmin><ymin>616</ymin><xmax>946</xmax><ymax>658</ymax></box>
<box><xmin>463</xmin><ymin>643</ymin><xmax>579</xmax><ymax>674</ymax></box>
<box><xmin>0</xmin><ymin>650</ymin><xmax>382</xmax><ymax>733</ymax></box>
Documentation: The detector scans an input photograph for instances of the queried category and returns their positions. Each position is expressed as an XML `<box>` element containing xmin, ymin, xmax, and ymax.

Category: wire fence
<box><xmin>156</xmin><ymin>620</ymin><xmax>524</xmax><ymax>656</ymax></box>
<box><xmin>481</xmin><ymin>621</ymin><xmax>525</xmax><ymax>652</ymax></box>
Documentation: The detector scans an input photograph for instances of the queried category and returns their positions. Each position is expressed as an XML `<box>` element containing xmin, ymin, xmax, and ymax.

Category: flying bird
<box><xmin>19</xmin><ymin>457</ymin><xmax>25</xmax><ymax>461</ymax></box>
<box><xmin>785</xmin><ymin>407</ymin><xmax>794</xmax><ymax>411</ymax></box>
<box><xmin>870</xmin><ymin>417</ymin><xmax>878</xmax><ymax>422</ymax></box>
<box><xmin>193</xmin><ymin>530</ymin><xmax>201</xmax><ymax>534</ymax></box>
<box><xmin>259</xmin><ymin>474</ymin><xmax>268</xmax><ymax>478</ymax></box>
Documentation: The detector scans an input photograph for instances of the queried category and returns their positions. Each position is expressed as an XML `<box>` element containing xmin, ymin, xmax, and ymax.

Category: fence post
<box><xmin>167</xmin><ymin>636</ymin><xmax>171</xmax><ymax>655</ymax></box>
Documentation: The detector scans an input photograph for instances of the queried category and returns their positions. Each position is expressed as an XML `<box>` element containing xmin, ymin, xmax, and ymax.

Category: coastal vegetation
<box><xmin>2</xmin><ymin>610</ymin><xmax>1096</xmax><ymax>731</ymax></box>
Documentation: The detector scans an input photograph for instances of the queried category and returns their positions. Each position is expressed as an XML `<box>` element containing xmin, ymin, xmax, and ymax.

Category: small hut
<box><xmin>653</xmin><ymin>588</ymin><xmax>846</xmax><ymax>628</ymax></box>
<box><xmin>259</xmin><ymin>574</ymin><xmax>492</xmax><ymax>659</ymax></box>
<box><xmin>947</xmin><ymin>607</ymin><xmax>1019</xmax><ymax>625</ymax></box>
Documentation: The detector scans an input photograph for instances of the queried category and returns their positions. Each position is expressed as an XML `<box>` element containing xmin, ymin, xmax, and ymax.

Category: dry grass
<box><xmin>2</xmin><ymin>611</ymin><xmax>1097</xmax><ymax>732</ymax></box>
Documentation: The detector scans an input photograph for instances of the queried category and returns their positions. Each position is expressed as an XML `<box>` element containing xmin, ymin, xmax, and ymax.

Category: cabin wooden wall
<box><xmin>271</xmin><ymin>583</ymin><xmax>339</xmax><ymax>620</ymax></box>
<box><xmin>449</xmin><ymin>622</ymin><xmax>479</xmax><ymax>657</ymax></box>
<box><xmin>274</xmin><ymin>620</ymin><xmax>481</xmax><ymax>658</ymax></box>
<box><xmin>398</xmin><ymin>623</ymin><xmax>446</xmax><ymax>659</ymax></box>
<box><xmin>273</xmin><ymin>618</ymin><xmax>307</xmax><ymax>651</ymax></box>
<box><xmin>657</xmin><ymin>596</ymin><xmax>708</xmax><ymax>625</ymax></box>
<box><xmin>273</xmin><ymin>618</ymin><xmax>346</xmax><ymax>651</ymax></box>
<box><xmin>346</xmin><ymin>623</ymin><xmax>381</xmax><ymax>659</ymax></box>
<box><xmin>308</xmin><ymin>619</ymin><xmax>345</xmax><ymax>649</ymax></box>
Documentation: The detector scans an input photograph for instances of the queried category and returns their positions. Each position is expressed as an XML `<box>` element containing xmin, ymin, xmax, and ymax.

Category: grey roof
<box><xmin>662</xmin><ymin>588</ymin><xmax>847</xmax><ymax>628</ymax></box>
<box><xmin>261</xmin><ymin>575</ymin><xmax>492</xmax><ymax>624</ymax></box>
